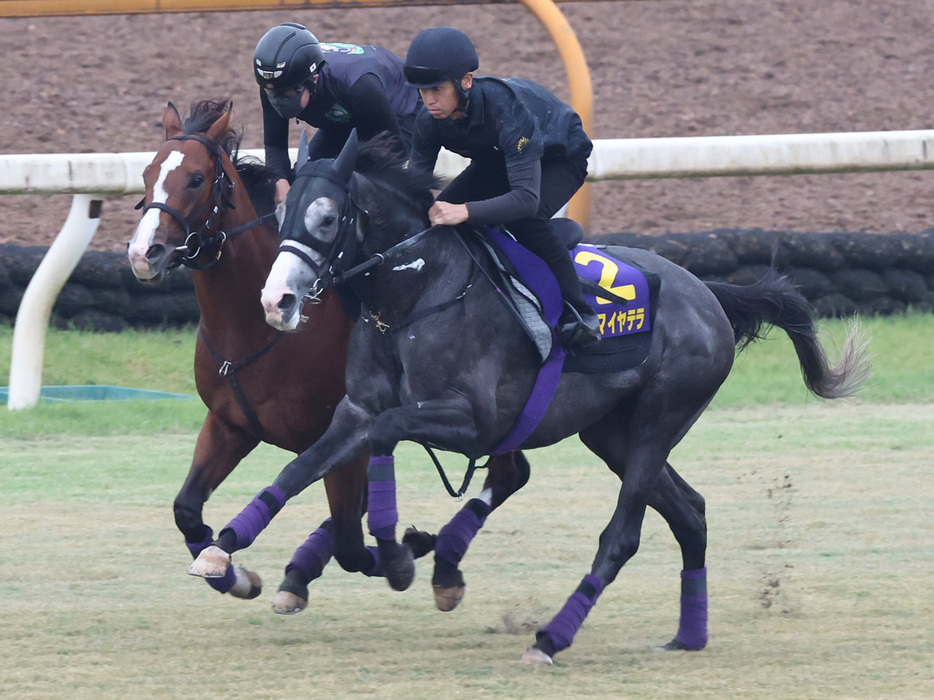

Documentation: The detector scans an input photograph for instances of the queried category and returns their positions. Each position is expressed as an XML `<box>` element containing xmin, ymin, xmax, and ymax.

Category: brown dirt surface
<box><xmin>2</xmin><ymin>1</ymin><xmax>933</xmax><ymax>254</ymax></box>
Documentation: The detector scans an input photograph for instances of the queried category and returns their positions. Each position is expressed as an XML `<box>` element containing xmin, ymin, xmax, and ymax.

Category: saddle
<box><xmin>459</xmin><ymin>221</ymin><xmax>660</xmax><ymax>455</ymax></box>
<box><xmin>469</xmin><ymin>221</ymin><xmax>660</xmax><ymax>374</ymax></box>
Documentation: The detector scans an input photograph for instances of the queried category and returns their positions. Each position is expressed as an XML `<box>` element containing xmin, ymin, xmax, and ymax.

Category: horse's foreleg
<box><xmin>187</xmin><ymin>399</ymin><xmax>372</xmax><ymax>579</ymax></box>
<box><xmin>273</xmin><ymin>518</ymin><xmax>337</xmax><ymax>614</ymax></box>
<box><xmin>178</xmin><ymin>413</ymin><xmax>260</xmax><ymax>595</ymax></box>
<box><xmin>275</xmin><ymin>451</ymin><xmax>376</xmax><ymax>613</ymax></box>
<box><xmin>648</xmin><ymin>462</ymin><xmax>708</xmax><ymax>651</ymax></box>
<box><xmin>364</xmin><ymin>395</ymin><xmax>484</xmax><ymax>594</ymax></box>
<box><xmin>367</xmin><ymin>455</ymin><xmax>415</xmax><ymax>591</ymax></box>
<box><xmin>429</xmin><ymin>450</ymin><xmax>532</xmax><ymax>611</ymax></box>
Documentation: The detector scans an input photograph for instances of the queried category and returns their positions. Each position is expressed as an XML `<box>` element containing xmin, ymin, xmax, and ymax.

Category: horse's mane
<box><xmin>184</xmin><ymin>99</ymin><xmax>277</xmax><ymax>219</ymax></box>
<box><xmin>183</xmin><ymin>99</ymin><xmax>241</xmax><ymax>154</ymax></box>
<box><xmin>355</xmin><ymin>133</ymin><xmax>438</xmax><ymax>218</ymax></box>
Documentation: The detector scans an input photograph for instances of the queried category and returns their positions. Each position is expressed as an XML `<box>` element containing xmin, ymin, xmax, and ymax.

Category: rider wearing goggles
<box><xmin>254</xmin><ymin>22</ymin><xmax>421</xmax><ymax>204</ymax></box>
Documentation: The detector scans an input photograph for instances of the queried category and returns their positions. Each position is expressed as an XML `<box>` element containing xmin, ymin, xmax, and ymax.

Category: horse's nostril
<box><xmin>146</xmin><ymin>244</ymin><xmax>166</xmax><ymax>262</ymax></box>
<box><xmin>278</xmin><ymin>294</ymin><xmax>296</xmax><ymax>312</ymax></box>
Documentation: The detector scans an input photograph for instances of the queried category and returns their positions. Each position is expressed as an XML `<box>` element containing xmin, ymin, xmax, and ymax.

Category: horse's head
<box><xmin>262</xmin><ymin>130</ymin><xmax>361</xmax><ymax>330</ymax></box>
<box><xmin>127</xmin><ymin>101</ymin><xmax>236</xmax><ymax>283</ymax></box>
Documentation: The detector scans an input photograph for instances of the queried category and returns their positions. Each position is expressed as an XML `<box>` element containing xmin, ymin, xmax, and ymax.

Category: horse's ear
<box><xmin>333</xmin><ymin>128</ymin><xmax>358</xmax><ymax>186</ymax></box>
<box><xmin>297</xmin><ymin>129</ymin><xmax>310</xmax><ymax>171</ymax></box>
<box><xmin>206</xmin><ymin>104</ymin><xmax>232</xmax><ymax>145</ymax></box>
<box><xmin>162</xmin><ymin>102</ymin><xmax>183</xmax><ymax>139</ymax></box>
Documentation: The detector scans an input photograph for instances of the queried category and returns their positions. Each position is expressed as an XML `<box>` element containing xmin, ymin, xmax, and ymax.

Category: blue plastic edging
<box><xmin>0</xmin><ymin>385</ymin><xmax>195</xmax><ymax>403</ymax></box>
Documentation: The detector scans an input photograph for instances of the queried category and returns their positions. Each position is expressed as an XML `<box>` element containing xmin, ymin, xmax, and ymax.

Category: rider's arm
<box><xmin>260</xmin><ymin>88</ymin><xmax>294</xmax><ymax>182</ymax></box>
<box><xmin>463</xmin><ymin>156</ymin><xmax>541</xmax><ymax>224</ymax></box>
<box><xmin>347</xmin><ymin>73</ymin><xmax>405</xmax><ymax>145</ymax></box>
<box><xmin>408</xmin><ymin>111</ymin><xmax>441</xmax><ymax>175</ymax></box>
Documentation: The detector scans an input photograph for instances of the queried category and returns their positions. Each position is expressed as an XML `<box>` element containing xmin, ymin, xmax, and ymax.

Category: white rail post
<box><xmin>7</xmin><ymin>194</ymin><xmax>103</xmax><ymax>410</ymax></box>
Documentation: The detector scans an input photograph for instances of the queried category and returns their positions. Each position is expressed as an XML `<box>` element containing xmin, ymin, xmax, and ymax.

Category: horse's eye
<box><xmin>322</xmin><ymin>214</ymin><xmax>337</xmax><ymax>227</ymax></box>
<box><xmin>188</xmin><ymin>173</ymin><xmax>205</xmax><ymax>189</ymax></box>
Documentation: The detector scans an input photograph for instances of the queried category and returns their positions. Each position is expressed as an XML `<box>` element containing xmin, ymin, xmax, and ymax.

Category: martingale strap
<box><xmin>198</xmin><ymin>327</ymin><xmax>283</xmax><ymax>439</ymax></box>
<box><xmin>421</xmin><ymin>444</ymin><xmax>479</xmax><ymax>499</ymax></box>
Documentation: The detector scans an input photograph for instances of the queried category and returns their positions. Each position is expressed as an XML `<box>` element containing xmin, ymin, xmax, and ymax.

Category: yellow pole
<box><xmin>517</xmin><ymin>0</ymin><xmax>594</xmax><ymax>232</ymax></box>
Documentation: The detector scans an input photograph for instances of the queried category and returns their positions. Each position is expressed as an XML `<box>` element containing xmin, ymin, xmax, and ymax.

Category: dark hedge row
<box><xmin>1</xmin><ymin>229</ymin><xmax>933</xmax><ymax>331</ymax></box>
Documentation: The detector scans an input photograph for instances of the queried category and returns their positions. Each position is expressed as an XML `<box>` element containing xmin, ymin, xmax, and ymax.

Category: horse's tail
<box><xmin>705</xmin><ymin>268</ymin><xmax>871</xmax><ymax>399</ymax></box>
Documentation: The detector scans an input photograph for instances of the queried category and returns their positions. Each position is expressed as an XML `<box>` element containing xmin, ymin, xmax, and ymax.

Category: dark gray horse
<box><xmin>189</xmin><ymin>131</ymin><xmax>869</xmax><ymax>665</ymax></box>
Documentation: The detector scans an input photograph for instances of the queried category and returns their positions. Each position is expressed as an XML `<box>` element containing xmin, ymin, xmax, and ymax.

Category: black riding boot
<box><xmin>548</xmin><ymin>254</ymin><xmax>601</xmax><ymax>348</ymax></box>
<box><xmin>509</xmin><ymin>218</ymin><xmax>601</xmax><ymax>348</ymax></box>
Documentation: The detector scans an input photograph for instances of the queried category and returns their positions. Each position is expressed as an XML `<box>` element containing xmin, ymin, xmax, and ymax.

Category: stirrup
<box><xmin>557</xmin><ymin>302</ymin><xmax>601</xmax><ymax>348</ymax></box>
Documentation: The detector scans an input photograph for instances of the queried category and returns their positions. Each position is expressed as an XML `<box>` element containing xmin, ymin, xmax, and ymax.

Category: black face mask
<box><xmin>268</xmin><ymin>89</ymin><xmax>305</xmax><ymax>119</ymax></box>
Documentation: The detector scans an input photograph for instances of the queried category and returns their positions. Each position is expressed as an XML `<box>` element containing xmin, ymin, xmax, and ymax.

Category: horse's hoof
<box><xmin>272</xmin><ymin>590</ymin><xmax>308</xmax><ymax>615</ymax></box>
<box><xmin>382</xmin><ymin>546</ymin><xmax>416</xmax><ymax>592</ymax></box>
<box><xmin>433</xmin><ymin>585</ymin><xmax>465</xmax><ymax>612</ymax></box>
<box><xmin>656</xmin><ymin>637</ymin><xmax>705</xmax><ymax>651</ymax></box>
<box><xmin>520</xmin><ymin>647</ymin><xmax>554</xmax><ymax>666</ymax></box>
<box><xmin>229</xmin><ymin>565</ymin><xmax>262</xmax><ymax>600</ymax></box>
<box><xmin>402</xmin><ymin>527</ymin><xmax>437</xmax><ymax>559</ymax></box>
<box><xmin>187</xmin><ymin>545</ymin><xmax>231</xmax><ymax>579</ymax></box>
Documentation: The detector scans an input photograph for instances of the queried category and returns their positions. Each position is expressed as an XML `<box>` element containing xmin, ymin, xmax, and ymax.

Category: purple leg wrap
<box><xmin>539</xmin><ymin>574</ymin><xmax>604</xmax><ymax>654</ymax></box>
<box><xmin>435</xmin><ymin>498</ymin><xmax>491</xmax><ymax>566</ymax></box>
<box><xmin>185</xmin><ymin>527</ymin><xmax>215</xmax><ymax>559</ymax></box>
<box><xmin>223</xmin><ymin>485</ymin><xmax>286</xmax><ymax>550</ymax></box>
<box><xmin>288</xmin><ymin>520</ymin><xmax>335</xmax><ymax>582</ymax></box>
<box><xmin>367</xmin><ymin>456</ymin><xmax>397</xmax><ymax>541</ymax></box>
<box><xmin>674</xmin><ymin>567</ymin><xmax>708</xmax><ymax>650</ymax></box>
<box><xmin>205</xmin><ymin>565</ymin><xmax>236</xmax><ymax>593</ymax></box>
<box><xmin>185</xmin><ymin>527</ymin><xmax>235</xmax><ymax>593</ymax></box>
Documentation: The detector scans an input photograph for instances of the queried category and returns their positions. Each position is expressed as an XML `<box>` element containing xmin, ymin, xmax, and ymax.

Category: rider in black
<box><xmin>404</xmin><ymin>27</ymin><xmax>601</xmax><ymax>348</ymax></box>
<box><xmin>254</xmin><ymin>22</ymin><xmax>421</xmax><ymax>203</ymax></box>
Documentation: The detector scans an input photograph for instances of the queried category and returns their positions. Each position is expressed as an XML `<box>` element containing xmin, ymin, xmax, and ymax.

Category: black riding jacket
<box><xmin>409</xmin><ymin>76</ymin><xmax>593</xmax><ymax>224</ymax></box>
<box><xmin>262</xmin><ymin>43</ymin><xmax>420</xmax><ymax>179</ymax></box>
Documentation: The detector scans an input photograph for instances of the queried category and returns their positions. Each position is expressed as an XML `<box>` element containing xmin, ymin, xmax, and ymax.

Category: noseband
<box><xmin>136</xmin><ymin>134</ymin><xmax>236</xmax><ymax>271</ymax></box>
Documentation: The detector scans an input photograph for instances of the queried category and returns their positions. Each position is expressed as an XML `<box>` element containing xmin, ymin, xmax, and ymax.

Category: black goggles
<box><xmin>404</xmin><ymin>65</ymin><xmax>446</xmax><ymax>88</ymax></box>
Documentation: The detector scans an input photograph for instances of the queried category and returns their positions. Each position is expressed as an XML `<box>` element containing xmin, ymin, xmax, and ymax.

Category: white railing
<box><xmin>5</xmin><ymin>129</ymin><xmax>934</xmax><ymax>409</ymax></box>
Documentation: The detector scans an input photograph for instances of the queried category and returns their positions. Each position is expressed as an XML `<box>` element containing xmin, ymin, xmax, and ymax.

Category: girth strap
<box><xmin>198</xmin><ymin>327</ymin><xmax>283</xmax><ymax>439</ymax></box>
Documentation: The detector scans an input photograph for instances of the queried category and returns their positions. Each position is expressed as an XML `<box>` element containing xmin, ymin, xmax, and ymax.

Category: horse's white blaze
<box><xmin>127</xmin><ymin>150</ymin><xmax>185</xmax><ymax>279</ymax></box>
<box><xmin>261</xmin><ymin>242</ymin><xmax>319</xmax><ymax>331</ymax></box>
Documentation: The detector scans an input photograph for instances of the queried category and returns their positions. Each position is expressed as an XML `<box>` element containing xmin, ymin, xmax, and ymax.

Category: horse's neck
<box><xmin>192</xmin><ymin>194</ymin><xmax>278</xmax><ymax>343</ymax></box>
<box><xmin>358</xmin><ymin>225</ymin><xmax>469</xmax><ymax>319</ymax></box>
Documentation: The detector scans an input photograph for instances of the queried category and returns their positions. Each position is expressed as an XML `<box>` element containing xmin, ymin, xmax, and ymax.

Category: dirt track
<box><xmin>2</xmin><ymin>1</ymin><xmax>933</xmax><ymax>252</ymax></box>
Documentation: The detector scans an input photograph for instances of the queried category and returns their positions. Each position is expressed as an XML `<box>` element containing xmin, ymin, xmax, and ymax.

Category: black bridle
<box><xmin>277</xmin><ymin>160</ymin><xmax>361</xmax><ymax>301</ymax></box>
<box><xmin>136</xmin><ymin>134</ymin><xmax>273</xmax><ymax>271</ymax></box>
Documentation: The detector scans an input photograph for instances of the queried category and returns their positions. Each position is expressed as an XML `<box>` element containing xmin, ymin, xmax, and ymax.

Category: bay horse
<box><xmin>127</xmin><ymin>101</ymin><xmax>414</xmax><ymax>605</ymax></box>
<box><xmin>188</xmin><ymin>131</ymin><xmax>869</xmax><ymax>664</ymax></box>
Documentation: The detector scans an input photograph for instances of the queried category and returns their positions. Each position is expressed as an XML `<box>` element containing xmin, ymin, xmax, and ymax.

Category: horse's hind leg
<box><xmin>525</xmin><ymin>384</ymin><xmax>719</xmax><ymax>664</ymax></box>
<box><xmin>647</xmin><ymin>462</ymin><xmax>709</xmax><ymax>650</ymax></box>
<box><xmin>176</xmin><ymin>412</ymin><xmax>261</xmax><ymax>598</ymax></box>
<box><xmin>416</xmin><ymin>451</ymin><xmax>531</xmax><ymax>612</ymax></box>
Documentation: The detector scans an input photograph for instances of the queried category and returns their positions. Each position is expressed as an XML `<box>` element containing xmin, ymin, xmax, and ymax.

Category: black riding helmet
<box><xmin>253</xmin><ymin>22</ymin><xmax>325</xmax><ymax>92</ymax></box>
<box><xmin>405</xmin><ymin>27</ymin><xmax>478</xmax><ymax>110</ymax></box>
